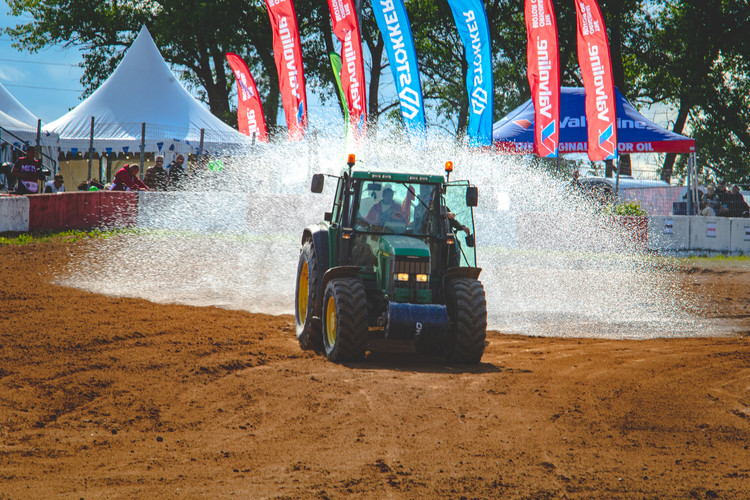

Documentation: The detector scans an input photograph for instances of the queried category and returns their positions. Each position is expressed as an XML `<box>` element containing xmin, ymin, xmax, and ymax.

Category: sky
<box><xmin>0</xmin><ymin>4</ymin><xmax>86</xmax><ymax>123</ymax></box>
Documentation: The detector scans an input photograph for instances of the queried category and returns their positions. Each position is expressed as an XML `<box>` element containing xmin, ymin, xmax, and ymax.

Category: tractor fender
<box><xmin>301</xmin><ymin>225</ymin><xmax>330</xmax><ymax>317</ymax></box>
<box><xmin>317</xmin><ymin>265</ymin><xmax>362</xmax><ymax>315</ymax></box>
<box><xmin>320</xmin><ymin>266</ymin><xmax>361</xmax><ymax>304</ymax></box>
<box><xmin>442</xmin><ymin>266</ymin><xmax>482</xmax><ymax>288</ymax></box>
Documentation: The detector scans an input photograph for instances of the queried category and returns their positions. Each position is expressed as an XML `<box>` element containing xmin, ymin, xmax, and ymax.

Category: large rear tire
<box><xmin>322</xmin><ymin>278</ymin><xmax>368</xmax><ymax>362</ymax></box>
<box><xmin>295</xmin><ymin>241</ymin><xmax>323</xmax><ymax>350</ymax></box>
<box><xmin>443</xmin><ymin>278</ymin><xmax>487</xmax><ymax>364</ymax></box>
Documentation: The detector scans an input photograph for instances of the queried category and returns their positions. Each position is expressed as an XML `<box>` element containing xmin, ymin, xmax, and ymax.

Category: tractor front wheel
<box><xmin>322</xmin><ymin>278</ymin><xmax>368</xmax><ymax>362</ymax></box>
<box><xmin>443</xmin><ymin>278</ymin><xmax>487</xmax><ymax>364</ymax></box>
<box><xmin>295</xmin><ymin>241</ymin><xmax>323</xmax><ymax>350</ymax></box>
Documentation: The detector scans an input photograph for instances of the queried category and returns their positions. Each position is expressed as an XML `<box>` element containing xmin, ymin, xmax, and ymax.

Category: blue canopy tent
<box><xmin>493</xmin><ymin>87</ymin><xmax>699</xmax><ymax>213</ymax></box>
<box><xmin>492</xmin><ymin>87</ymin><xmax>695</xmax><ymax>155</ymax></box>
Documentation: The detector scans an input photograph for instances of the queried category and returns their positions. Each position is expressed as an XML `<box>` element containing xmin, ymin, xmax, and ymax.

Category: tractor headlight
<box><xmin>395</xmin><ymin>273</ymin><xmax>410</xmax><ymax>282</ymax></box>
<box><xmin>415</xmin><ymin>274</ymin><xmax>428</xmax><ymax>283</ymax></box>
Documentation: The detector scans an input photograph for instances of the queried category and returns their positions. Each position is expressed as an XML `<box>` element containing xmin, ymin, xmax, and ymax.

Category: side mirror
<box><xmin>466</xmin><ymin>186</ymin><xmax>478</xmax><ymax>207</ymax></box>
<box><xmin>324</xmin><ymin>211</ymin><xmax>332</xmax><ymax>222</ymax></box>
<box><xmin>311</xmin><ymin>173</ymin><xmax>324</xmax><ymax>193</ymax></box>
<box><xmin>465</xmin><ymin>234</ymin><xmax>475</xmax><ymax>247</ymax></box>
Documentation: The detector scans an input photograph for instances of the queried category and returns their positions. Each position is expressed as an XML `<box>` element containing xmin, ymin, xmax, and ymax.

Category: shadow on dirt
<box><xmin>346</xmin><ymin>351</ymin><xmax>504</xmax><ymax>374</ymax></box>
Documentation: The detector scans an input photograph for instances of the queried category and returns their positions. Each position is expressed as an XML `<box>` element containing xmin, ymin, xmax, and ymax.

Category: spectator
<box><xmin>10</xmin><ymin>145</ymin><xmax>42</xmax><ymax>195</ymax></box>
<box><xmin>143</xmin><ymin>155</ymin><xmax>168</xmax><ymax>190</ymax></box>
<box><xmin>0</xmin><ymin>161</ymin><xmax>16</xmax><ymax>191</ymax></box>
<box><xmin>167</xmin><ymin>154</ymin><xmax>187</xmax><ymax>190</ymax></box>
<box><xmin>725</xmin><ymin>185</ymin><xmax>750</xmax><ymax>218</ymax></box>
<box><xmin>569</xmin><ymin>169</ymin><xmax>582</xmax><ymax>191</ymax></box>
<box><xmin>700</xmin><ymin>186</ymin><xmax>720</xmax><ymax>216</ymax></box>
<box><xmin>111</xmin><ymin>164</ymin><xmax>149</xmax><ymax>191</ymax></box>
<box><xmin>715</xmin><ymin>179</ymin><xmax>730</xmax><ymax>216</ymax></box>
<box><xmin>78</xmin><ymin>179</ymin><xmax>105</xmax><ymax>191</ymax></box>
<box><xmin>44</xmin><ymin>174</ymin><xmax>65</xmax><ymax>193</ymax></box>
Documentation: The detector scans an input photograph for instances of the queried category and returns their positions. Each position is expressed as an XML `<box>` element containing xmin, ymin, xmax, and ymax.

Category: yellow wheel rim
<box><xmin>325</xmin><ymin>296</ymin><xmax>337</xmax><ymax>346</ymax></box>
<box><xmin>297</xmin><ymin>263</ymin><xmax>309</xmax><ymax>321</ymax></box>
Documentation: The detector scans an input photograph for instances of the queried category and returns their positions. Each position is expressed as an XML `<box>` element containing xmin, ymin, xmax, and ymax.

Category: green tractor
<box><xmin>295</xmin><ymin>154</ymin><xmax>487</xmax><ymax>363</ymax></box>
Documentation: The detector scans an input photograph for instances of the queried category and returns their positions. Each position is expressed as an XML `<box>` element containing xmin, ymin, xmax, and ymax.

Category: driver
<box><xmin>364</xmin><ymin>187</ymin><xmax>409</xmax><ymax>226</ymax></box>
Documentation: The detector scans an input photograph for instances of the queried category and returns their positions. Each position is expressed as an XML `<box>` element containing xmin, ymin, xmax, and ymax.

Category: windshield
<box><xmin>353</xmin><ymin>181</ymin><xmax>441</xmax><ymax>235</ymax></box>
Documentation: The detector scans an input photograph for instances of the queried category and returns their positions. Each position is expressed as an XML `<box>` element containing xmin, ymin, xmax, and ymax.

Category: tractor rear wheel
<box><xmin>443</xmin><ymin>278</ymin><xmax>487</xmax><ymax>364</ymax></box>
<box><xmin>295</xmin><ymin>241</ymin><xmax>323</xmax><ymax>350</ymax></box>
<box><xmin>322</xmin><ymin>277</ymin><xmax>368</xmax><ymax>362</ymax></box>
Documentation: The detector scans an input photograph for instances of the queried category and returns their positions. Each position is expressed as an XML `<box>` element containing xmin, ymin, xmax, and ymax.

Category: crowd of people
<box><xmin>111</xmin><ymin>154</ymin><xmax>187</xmax><ymax>192</ymax></box>
<box><xmin>0</xmin><ymin>148</ymin><xmax>191</xmax><ymax>194</ymax></box>
<box><xmin>700</xmin><ymin>179</ymin><xmax>750</xmax><ymax>218</ymax></box>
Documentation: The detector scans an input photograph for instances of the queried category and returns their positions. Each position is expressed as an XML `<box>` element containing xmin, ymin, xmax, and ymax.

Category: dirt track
<box><xmin>1</xmin><ymin>238</ymin><xmax>749</xmax><ymax>498</ymax></box>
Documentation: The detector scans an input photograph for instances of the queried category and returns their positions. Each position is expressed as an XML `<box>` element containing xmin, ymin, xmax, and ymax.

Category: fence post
<box><xmin>88</xmin><ymin>116</ymin><xmax>94</xmax><ymax>180</ymax></box>
<box><xmin>140</xmin><ymin>122</ymin><xmax>146</xmax><ymax>170</ymax></box>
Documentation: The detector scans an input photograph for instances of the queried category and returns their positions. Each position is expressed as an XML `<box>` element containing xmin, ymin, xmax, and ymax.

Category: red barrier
<box><xmin>27</xmin><ymin>191</ymin><xmax>138</xmax><ymax>231</ymax></box>
<box><xmin>28</xmin><ymin>192</ymin><xmax>100</xmax><ymax>231</ymax></box>
<box><xmin>100</xmin><ymin>191</ymin><xmax>138</xmax><ymax>228</ymax></box>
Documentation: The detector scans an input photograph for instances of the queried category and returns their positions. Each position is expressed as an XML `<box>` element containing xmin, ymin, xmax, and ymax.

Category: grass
<box><xmin>0</xmin><ymin>229</ymin><xmax>130</xmax><ymax>246</ymax></box>
<box><xmin>0</xmin><ymin>228</ymin><xmax>298</xmax><ymax>246</ymax></box>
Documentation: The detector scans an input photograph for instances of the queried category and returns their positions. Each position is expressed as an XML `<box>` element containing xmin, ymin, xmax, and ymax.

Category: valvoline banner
<box><xmin>265</xmin><ymin>0</ymin><xmax>307</xmax><ymax>141</ymax></box>
<box><xmin>575</xmin><ymin>0</ymin><xmax>617</xmax><ymax>161</ymax></box>
<box><xmin>225</xmin><ymin>52</ymin><xmax>268</xmax><ymax>142</ymax></box>
<box><xmin>371</xmin><ymin>0</ymin><xmax>426</xmax><ymax>144</ymax></box>
<box><xmin>525</xmin><ymin>0</ymin><xmax>560</xmax><ymax>158</ymax></box>
<box><xmin>446</xmin><ymin>0</ymin><xmax>493</xmax><ymax>146</ymax></box>
<box><xmin>327</xmin><ymin>0</ymin><xmax>367</xmax><ymax>138</ymax></box>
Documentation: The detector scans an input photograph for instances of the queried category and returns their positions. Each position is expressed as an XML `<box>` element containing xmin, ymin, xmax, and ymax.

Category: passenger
<box><xmin>411</xmin><ymin>184</ymin><xmax>437</xmax><ymax>233</ymax></box>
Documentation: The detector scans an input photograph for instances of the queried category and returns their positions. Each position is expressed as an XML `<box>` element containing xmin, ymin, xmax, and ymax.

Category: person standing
<box><xmin>725</xmin><ymin>185</ymin><xmax>750</xmax><ymax>218</ymax></box>
<box><xmin>167</xmin><ymin>154</ymin><xmax>187</xmax><ymax>190</ymax></box>
<box><xmin>10</xmin><ymin>145</ymin><xmax>42</xmax><ymax>195</ymax></box>
<box><xmin>143</xmin><ymin>155</ymin><xmax>168</xmax><ymax>190</ymax></box>
<box><xmin>700</xmin><ymin>186</ymin><xmax>720</xmax><ymax>216</ymax></box>
<box><xmin>715</xmin><ymin>179</ymin><xmax>730</xmax><ymax>216</ymax></box>
<box><xmin>44</xmin><ymin>174</ymin><xmax>65</xmax><ymax>193</ymax></box>
<box><xmin>111</xmin><ymin>164</ymin><xmax>149</xmax><ymax>191</ymax></box>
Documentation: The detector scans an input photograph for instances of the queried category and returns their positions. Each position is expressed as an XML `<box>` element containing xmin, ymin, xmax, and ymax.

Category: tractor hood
<box><xmin>378</xmin><ymin>235</ymin><xmax>430</xmax><ymax>258</ymax></box>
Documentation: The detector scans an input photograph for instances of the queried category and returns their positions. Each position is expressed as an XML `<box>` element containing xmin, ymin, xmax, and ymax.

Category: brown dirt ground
<box><xmin>1</xmin><ymin>239</ymin><xmax>749</xmax><ymax>499</ymax></box>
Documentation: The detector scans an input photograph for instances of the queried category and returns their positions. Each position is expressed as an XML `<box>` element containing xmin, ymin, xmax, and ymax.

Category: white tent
<box><xmin>43</xmin><ymin>26</ymin><xmax>249</xmax><ymax>155</ymax></box>
<box><xmin>0</xmin><ymin>81</ymin><xmax>58</xmax><ymax>164</ymax></box>
<box><xmin>0</xmin><ymin>80</ymin><xmax>56</xmax><ymax>142</ymax></box>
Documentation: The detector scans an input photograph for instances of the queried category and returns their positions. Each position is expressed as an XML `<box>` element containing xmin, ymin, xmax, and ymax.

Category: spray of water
<box><xmin>57</xmin><ymin>129</ymin><xmax>719</xmax><ymax>338</ymax></box>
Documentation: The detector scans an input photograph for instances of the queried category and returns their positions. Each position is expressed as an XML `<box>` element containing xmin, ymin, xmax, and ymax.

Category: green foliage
<box><xmin>612</xmin><ymin>201</ymin><xmax>647</xmax><ymax>217</ymax></box>
<box><xmin>0</xmin><ymin>229</ymin><xmax>130</xmax><ymax>246</ymax></box>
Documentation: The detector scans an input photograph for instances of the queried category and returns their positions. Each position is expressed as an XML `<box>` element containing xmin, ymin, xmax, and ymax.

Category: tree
<box><xmin>636</xmin><ymin>1</ymin><xmax>750</xmax><ymax>184</ymax></box>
